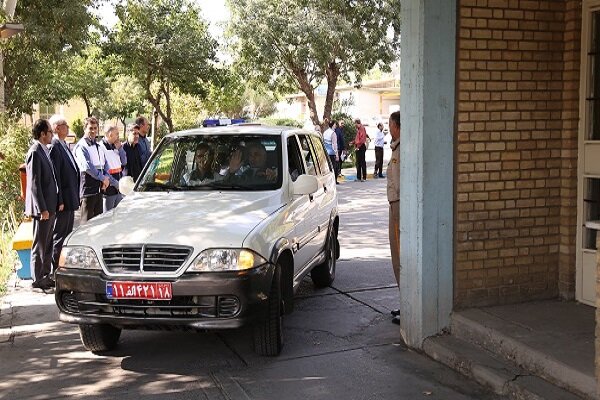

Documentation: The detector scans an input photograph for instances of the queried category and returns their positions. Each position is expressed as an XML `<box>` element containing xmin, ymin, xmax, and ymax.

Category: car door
<box><xmin>307</xmin><ymin>134</ymin><xmax>336</xmax><ymax>251</ymax></box>
<box><xmin>286</xmin><ymin>134</ymin><xmax>322</xmax><ymax>276</ymax></box>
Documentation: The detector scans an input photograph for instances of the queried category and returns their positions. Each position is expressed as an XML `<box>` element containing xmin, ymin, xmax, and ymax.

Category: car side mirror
<box><xmin>119</xmin><ymin>176</ymin><xmax>135</xmax><ymax>196</ymax></box>
<box><xmin>293</xmin><ymin>174</ymin><xmax>319</xmax><ymax>196</ymax></box>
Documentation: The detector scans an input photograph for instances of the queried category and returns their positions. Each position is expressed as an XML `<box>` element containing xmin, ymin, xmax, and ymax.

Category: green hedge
<box><xmin>0</xmin><ymin>117</ymin><xmax>30</xmax><ymax>294</ymax></box>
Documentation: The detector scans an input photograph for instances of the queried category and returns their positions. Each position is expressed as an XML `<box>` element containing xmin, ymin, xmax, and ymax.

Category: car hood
<box><xmin>67</xmin><ymin>191</ymin><xmax>285</xmax><ymax>250</ymax></box>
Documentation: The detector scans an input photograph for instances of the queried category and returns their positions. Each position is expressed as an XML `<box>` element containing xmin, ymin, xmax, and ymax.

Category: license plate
<box><xmin>106</xmin><ymin>281</ymin><xmax>172</xmax><ymax>300</ymax></box>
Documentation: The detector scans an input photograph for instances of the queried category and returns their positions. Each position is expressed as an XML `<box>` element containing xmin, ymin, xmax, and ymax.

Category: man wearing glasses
<box><xmin>48</xmin><ymin>114</ymin><xmax>80</xmax><ymax>276</ymax></box>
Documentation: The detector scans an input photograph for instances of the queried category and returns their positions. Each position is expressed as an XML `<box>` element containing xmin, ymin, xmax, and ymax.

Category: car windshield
<box><xmin>138</xmin><ymin>134</ymin><xmax>283</xmax><ymax>191</ymax></box>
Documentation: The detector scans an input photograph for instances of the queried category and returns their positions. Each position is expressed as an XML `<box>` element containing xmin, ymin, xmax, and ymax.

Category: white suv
<box><xmin>55</xmin><ymin>125</ymin><xmax>339</xmax><ymax>356</ymax></box>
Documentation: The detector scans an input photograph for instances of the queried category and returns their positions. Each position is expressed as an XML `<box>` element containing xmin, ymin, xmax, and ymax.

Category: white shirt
<box><xmin>323</xmin><ymin>128</ymin><xmax>338</xmax><ymax>155</ymax></box>
<box><xmin>374</xmin><ymin>129</ymin><xmax>385</xmax><ymax>148</ymax></box>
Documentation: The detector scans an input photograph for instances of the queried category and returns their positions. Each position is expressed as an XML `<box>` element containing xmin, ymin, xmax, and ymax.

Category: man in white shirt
<box><xmin>373</xmin><ymin>123</ymin><xmax>386</xmax><ymax>178</ymax></box>
<box><xmin>323</xmin><ymin>121</ymin><xmax>339</xmax><ymax>184</ymax></box>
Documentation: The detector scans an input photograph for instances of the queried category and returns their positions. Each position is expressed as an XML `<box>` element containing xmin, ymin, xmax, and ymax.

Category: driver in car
<box><xmin>227</xmin><ymin>142</ymin><xmax>278</xmax><ymax>182</ymax></box>
<box><xmin>182</xmin><ymin>143</ymin><xmax>220</xmax><ymax>185</ymax></box>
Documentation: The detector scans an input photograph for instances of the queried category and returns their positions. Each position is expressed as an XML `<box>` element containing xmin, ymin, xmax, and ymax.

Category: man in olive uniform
<box><xmin>387</xmin><ymin>111</ymin><xmax>401</xmax><ymax>325</ymax></box>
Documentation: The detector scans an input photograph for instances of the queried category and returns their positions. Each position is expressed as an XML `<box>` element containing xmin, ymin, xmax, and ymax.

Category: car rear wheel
<box><xmin>311</xmin><ymin>227</ymin><xmax>337</xmax><ymax>287</ymax></box>
<box><xmin>253</xmin><ymin>266</ymin><xmax>283</xmax><ymax>356</ymax></box>
<box><xmin>79</xmin><ymin>324</ymin><xmax>121</xmax><ymax>353</ymax></box>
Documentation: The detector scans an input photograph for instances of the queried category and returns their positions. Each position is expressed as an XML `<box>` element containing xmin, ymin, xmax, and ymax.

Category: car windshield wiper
<box><xmin>138</xmin><ymin>182</ymin><xmax>183</xmax><ymax>191</ymax></box>
<box><xmin>201</xmin><ymin>181</ymin><xmax>257</xmax><ymax>191</ymax></box>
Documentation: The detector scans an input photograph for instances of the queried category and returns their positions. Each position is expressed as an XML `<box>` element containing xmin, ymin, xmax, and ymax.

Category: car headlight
<box><xmin>187</xmin><ymin>249</ymin><xmax>267</xmax><ymax>272</ymax></box>
<box><xmin>58</xmin><ymin>246</ymin><xmax>101</xmax><ymax>270</ymax></box>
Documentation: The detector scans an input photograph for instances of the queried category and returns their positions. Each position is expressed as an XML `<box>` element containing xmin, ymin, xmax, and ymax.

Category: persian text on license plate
<box><xmin>106</xmin><ymin>281</ymin><xmax>172</xmax><ymax>300</ymax></box>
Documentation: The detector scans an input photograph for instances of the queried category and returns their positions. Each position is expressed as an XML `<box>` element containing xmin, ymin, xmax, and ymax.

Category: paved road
<box><xmin>0</xmin><ymin>179</ymin><xmax>502</xmax><ymax>400</ymax></box>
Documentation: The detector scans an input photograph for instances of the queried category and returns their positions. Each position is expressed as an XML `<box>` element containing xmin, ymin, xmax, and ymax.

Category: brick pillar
<box><xmin>558</xmin><ymin>0</ymin><xmax>581</xmax><ymax>300</ymax></box>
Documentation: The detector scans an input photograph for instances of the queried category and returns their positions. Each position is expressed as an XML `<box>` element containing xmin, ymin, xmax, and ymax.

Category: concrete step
<box><xmin>451</xmin><ymin>310</ymin><xmax>596</xmax><ymax>400</ymax></box>
<box><xmin>423</xmin><ymin>335</ymin><xmax>584</xmax><ymax>400</ymax></box>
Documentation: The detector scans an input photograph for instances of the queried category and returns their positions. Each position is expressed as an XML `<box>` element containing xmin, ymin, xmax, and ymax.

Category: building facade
<box><xmin>399</xmin><ymin>0</ymin><xmax>600</xmax><ymax>392</ymax></box>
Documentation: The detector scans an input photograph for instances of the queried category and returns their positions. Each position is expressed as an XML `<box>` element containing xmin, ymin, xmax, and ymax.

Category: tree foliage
<box><xmin>2</xmin><ymin>0</ymin><xmax>99</xmax><ymax>116</ymax></box>
<box><xmin>108</xmin><ymin>0</ymin><xmax>218</xmax><ymax>132</ymax></box>
<box><xmin>228</xmin><ymin>0</ymin><xmax>400</xmax><ymax>126</ymax></box>
<box><xmin>65</xmin><ymin>44</ymin><xmax>113</xmax><ymax>117</ymax></box>
<box><xmin>203</xmin><ymin>68</ymin><xmax>279</xmax><ymax>120</ymax></box>
<box><xmin>97</xmin><ymin>75</ymin><xmax>147</xmax><ymax>134</ymax></box>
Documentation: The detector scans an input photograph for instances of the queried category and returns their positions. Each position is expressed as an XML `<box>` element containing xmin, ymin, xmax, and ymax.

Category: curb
<box><xmin>0</xmin><ymin>273</ymin><xmax>62</xmax><ymax>343</ymax></box>
<box><xmin>423</xmin><ymin>335</ymin><xmax>585</xmax><ymax>400</ymax></box>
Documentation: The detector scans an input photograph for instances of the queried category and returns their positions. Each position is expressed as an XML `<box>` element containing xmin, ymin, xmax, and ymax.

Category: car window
<box><xmin>287</xmin><ymin>136</ymin><xmax>305</xmax><ymax>182</ymax></box>
<box><xmin>298</xmin><ymin>135</ymin><xmax>318</xmax><ymax>176</ymax></box>
<box><xmin>139</xmin><ymin>134</ymin><xmax>282</xmax><ymax>191</ymax></box>
<box><xmin>308</xmin><ymin>135</ymin><xmax>332</xmax><ymax>175</ymax></box>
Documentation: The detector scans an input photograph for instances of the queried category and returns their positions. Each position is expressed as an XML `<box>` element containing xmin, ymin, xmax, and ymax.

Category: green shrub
<box><xmin>72</xmin><ymin>118</ymin><xmax>84</xmax><ymax>139</ymax></box>
<box><xmin>0</xmin><ymin>116</ymin><xmax>30</xmax><ymax>294</ymax></box>
<box><xmin>259</xmin><ymin>117</ymin><xmax>303</xmax><ymax>128</ymax></box>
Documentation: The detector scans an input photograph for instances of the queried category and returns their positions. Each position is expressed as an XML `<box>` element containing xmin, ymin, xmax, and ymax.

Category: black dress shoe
<box><xmin>36</xmin><ymin>275</ymin><xmax>54</xmax><ymax>290</ymax></box>
<box><xmin>390</xmin><ymin>309</ymin><xmax>400</xmax><ymax>316</ymax></box>
<box><xmin>392</xmin><ymin>316</ymin><xmax>400</xmax><ymax>325</ymax></box>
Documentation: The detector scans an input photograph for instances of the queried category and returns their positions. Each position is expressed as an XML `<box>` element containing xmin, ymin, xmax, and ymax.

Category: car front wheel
<box><xmin>311</xmin><ymin>227</ymin><xmax>337</xmax><ymax>287</ymax></box>
<box><xmin>253</xmin><ymin>266</ymin><xmax>283</xmax><ymax>356</ymax></box>
<box><xmin>79</xmin><ymin>324</ymin><xmax>121</xmax><ymax>353</ymax></box>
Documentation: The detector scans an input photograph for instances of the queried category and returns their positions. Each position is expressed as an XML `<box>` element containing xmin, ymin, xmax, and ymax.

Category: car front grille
<box><xmin>102</xmin><ymin>245</ymin><xmax>192</xmax><ymax>274</ymax></box>
<box><xmin>70</xmin><ymin>295</ymin><xmax>240</xmax><ymax>319</ymax></box>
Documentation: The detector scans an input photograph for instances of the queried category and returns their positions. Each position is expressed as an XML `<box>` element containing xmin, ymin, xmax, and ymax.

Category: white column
<box><xmin>399</xmin><ymin>0</ymin><xmax>456</xmax><ymax>348</ymax></box>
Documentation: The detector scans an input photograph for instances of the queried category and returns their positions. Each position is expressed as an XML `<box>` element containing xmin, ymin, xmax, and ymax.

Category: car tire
<box><xmin>253</xmin><ymin>266</ymin><xmax>283</xmax><ymax>356</ymax></box>
<box><xmin>311</xmin><ymin>227</ymin><xmax>337</xmax><ymax>288</ymax></box>
<box><xmin>78</xmin><ymin>324</ymin><xmax>121</xmax><ymax>353</ymax></box>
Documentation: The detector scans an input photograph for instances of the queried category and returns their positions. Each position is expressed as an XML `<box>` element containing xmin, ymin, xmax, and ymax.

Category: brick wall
<box><xmin>455</xmin><ymin>0</ymin><xmax>580</xmax><ymax>307</ymax></box>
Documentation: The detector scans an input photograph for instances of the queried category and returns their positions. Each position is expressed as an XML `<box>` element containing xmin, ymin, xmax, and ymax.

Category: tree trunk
<box><xmin>121</xmin><ymin>118</ymin><xmax>126</xmax><ymax>138</ymax></box>
<box><xmin>82</xmin><ymin>94</ymin><xmax>91</xmax><ymax>117</ymax></box>
<box><xmin>163</xmin><ymin>81</ymin><xmax>173</xmax><ymax>132</ymax></box>
<box><xmin>323</xmin><ymin>63</ymin><xmax>340</xmax><ymax>125</ymax></box>
<box><xmin>145</xmin><ymin>88</ymin><xmax>173</xmax><ymax>134</ymax></box>
<box><xmin>295</xmin><ymin>72</ymin><xmax>319</xmax><ymax>127</ymax></box>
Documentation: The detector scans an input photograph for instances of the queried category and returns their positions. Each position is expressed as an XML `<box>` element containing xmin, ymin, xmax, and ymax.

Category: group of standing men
<box><xmin>24</xmin><ymin>115</ymin><xmax>152</xmax><ymax>290</ymax></box>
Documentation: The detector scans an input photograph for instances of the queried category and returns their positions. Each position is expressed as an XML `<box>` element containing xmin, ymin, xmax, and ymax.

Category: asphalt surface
<box><xmin>0</xmin><ymin>177</ymin><xmax>502</xmax><ymax>400</ymax></box>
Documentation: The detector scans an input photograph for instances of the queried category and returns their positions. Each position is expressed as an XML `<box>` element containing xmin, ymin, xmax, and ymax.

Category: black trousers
<box><xmin>355</xmin><ymin>144</ymin><xmax>367</xmax><ymax>180</ymax></box>
<box><xmin>337</xmin><ymin>150</ymin><xmax>344</xmax><ymax>175</ymax></box>
<box><xmin>80</xmin><ymin>193</ymin><xmax>103</xmax><ymax>224</ymax></box>
<box><xmin>52</xmin><ymin>210</ymin><xmax>74</xmax><ymax>273</ymax></box>
<box><xmin>31</xmin><ymin>213</ymin><xmax>56</xmax><ymax>282</ymax></box>
<box><xmin>329</xmin><ymin>154</ymin><xmax>339</xmax><ymax>181</ymax></box>
<box><xmin>374</xmin><ymin>147</ymin><xmax>384</xmax><ymax>176</ymax></box>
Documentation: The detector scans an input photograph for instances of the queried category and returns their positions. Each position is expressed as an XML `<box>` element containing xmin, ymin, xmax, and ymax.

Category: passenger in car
<box><xmin>182</xmin><ymin>143</ymin><xmax>220</xmax><ymax>185</ymax></box>
<box><xmin>227</xmin><ymin>142</ymin><xmax>277</xmax><ymax>182</ymax></box>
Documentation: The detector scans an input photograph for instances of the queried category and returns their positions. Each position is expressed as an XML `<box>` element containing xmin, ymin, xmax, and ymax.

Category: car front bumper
<box><xmin>55</xmin><ymin>265</ymin><xmax>274</xmax><ymax>330</ymax></box>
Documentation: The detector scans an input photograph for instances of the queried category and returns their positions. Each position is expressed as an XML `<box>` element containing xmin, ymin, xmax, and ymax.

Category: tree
<box><xmin>108</xmin><ymin>0</ymin><xmax>218</xmax><ymax>132</ymax></box>
<box><xmin>97</xmin><ymin>75</ymin><xmax>147</xmax><ymax>134</ymax></box>
<box><xmin>202</xmin><ymin>68</ymin><xmax>279</xmax><ymax>120</ymax></box>
<box><xmin>1</xmin><ymin>0</ymin><xmax>99</xmax><ymax>116</ymax></box>
<box><xmin>66</xmin><ymin>44</ymin><xmax>113</xmax><ymax>117</ymax></box>
<box><xmin>169</xmin><ymin>89</ymin><xmax>203</xmax><ymax>131</ymax></box>
<box><xmin>202</xmin><ymin>69</ymin><xmax>247</xmax><ymax>119</ymax></box>
<box><xmin>228</xmin><ymin>0</ymin><xmax>400</xmax><ymax>126</ymax></box>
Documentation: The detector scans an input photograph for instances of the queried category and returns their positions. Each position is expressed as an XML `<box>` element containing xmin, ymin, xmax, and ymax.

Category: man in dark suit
<box><xmin>49</xmin><ymin>114</ymin><xmax>80</xmax><ymax>275</ymax></box>
<box><xmin>25</xmin><ymin>119</ymin><xmax>58</xmax><ymax>290</ymax></box>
